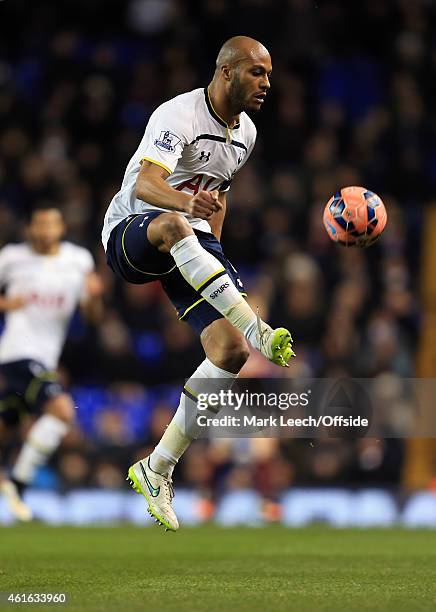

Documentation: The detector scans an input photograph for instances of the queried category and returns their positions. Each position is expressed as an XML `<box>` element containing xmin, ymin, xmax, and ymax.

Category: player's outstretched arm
<box><xmin>136</xmin><ymin>161</ymin><xmax>222</xmax><ymax>220</ymax></box>
<box><xmin>136</xmin><ymin>161</ymin><xmax>191</xmax><ymax>212</ymax></box>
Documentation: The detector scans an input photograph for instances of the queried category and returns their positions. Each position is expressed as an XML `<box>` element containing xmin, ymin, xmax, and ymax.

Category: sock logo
<box><xmin>210</xmin><ymin>282</ymin><xmax>229</xmax><ymax>299</ymax></box>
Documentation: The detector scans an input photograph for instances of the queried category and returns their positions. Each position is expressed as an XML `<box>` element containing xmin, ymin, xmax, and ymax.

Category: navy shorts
<box><xmin>0</xmin><ymin>360</ymin><xmax>64</xmax><ymax>427</ymax></box>
<box><xmin>106</xmin><ymin>212</ymin><xmax>246</xmax><ymax>334</ymax></box>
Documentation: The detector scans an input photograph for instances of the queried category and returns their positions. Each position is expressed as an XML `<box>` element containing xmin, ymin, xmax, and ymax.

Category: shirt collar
<box><xmin>204</xmin><ymin>87</ymin><xmax>240</xmax><ymax>130</ymax></box>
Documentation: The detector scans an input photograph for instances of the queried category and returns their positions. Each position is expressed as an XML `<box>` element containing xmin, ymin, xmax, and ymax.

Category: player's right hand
<box><xmin>186</xmin><ymin>190</ymin><xmax>222</xmax><ymax>219</ymax></box>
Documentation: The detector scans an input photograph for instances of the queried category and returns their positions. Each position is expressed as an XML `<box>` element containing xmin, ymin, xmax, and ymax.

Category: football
<box><xmin>323</xmin><ymin>186</ymin><xmax>387</xmax><ymax>247</ymax></box>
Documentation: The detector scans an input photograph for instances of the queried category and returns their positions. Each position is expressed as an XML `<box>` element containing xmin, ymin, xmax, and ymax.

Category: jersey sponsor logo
<box><xmin>175</xmin><ymin>174</ymin><xmax>215</xmax><ymax>195</ymax></box>
<box><xmin>28</xmin><ymin>292</ymin><xmax>66</xmax><ymax>309</ymax></box>
<box><xmin>154</xmin><ymin>130</ymin><xmax>181</xmax><ymax>153</ymax></box>
<box><xmin>210</xmin><ymin>282</ymin><xmax>229</xmax><ymax>299</ymax></box>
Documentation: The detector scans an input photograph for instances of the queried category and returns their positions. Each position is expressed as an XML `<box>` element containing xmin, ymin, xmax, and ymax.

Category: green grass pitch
<box><xmin>1</xmin><ymin>525</ymin><xmax>436</xmax><ymax>611</ymax></box>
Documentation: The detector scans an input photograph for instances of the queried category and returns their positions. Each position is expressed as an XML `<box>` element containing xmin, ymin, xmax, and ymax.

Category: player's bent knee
<box><xmin>216</xmin><ymin>338</ymin><xmax>250</xmax><ymax>373</ymax></box>
<box><xmin>202</xmin><ymin>320</ymin><xmax>250</xmax><ymax>373</ymax></box>
<box><xmin>150</xmin><ymin>213</ymin><xmax>193</xmax><ymax>251</ymax></box>
<box><xmin>44</xmin><ymin>394</ymin><xmax>75</xmax><ymax>424</ymax></box>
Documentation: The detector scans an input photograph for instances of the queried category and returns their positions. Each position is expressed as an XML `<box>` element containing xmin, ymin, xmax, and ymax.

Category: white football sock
<box><xmin>149</xmin><ymin>357</ymin><xmax>238</xmax><ymax>476</ymax></box>
<box><xmin>12</xmin><ymin>414</ymin><xmax>69</xmax><ymax>484</ymax></box>
<box><xmin>170</xmin><ymin>235</ymin><xmax>263</xmax><ymax>349</ymax></box>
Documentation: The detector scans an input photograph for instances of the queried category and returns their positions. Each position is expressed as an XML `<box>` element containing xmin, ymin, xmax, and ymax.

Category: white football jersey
<box><xmin>101</xmin><ymin>87</ymin><xmax>257</xmax><ymax>250</ymax></box>
<box><xmin>0</xmin><ymin>242</ymin><xmax>94</xmax><ymax>370</ymax></box>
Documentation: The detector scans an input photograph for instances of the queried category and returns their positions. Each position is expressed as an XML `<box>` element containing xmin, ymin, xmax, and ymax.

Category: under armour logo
<box><xmin>199</xmin><ymin>151</ymin><xmax>211</xmax><ymax>162</ymax></box>
<box><xmin>139</xmin><ymin>215</ymin><xmax>149</xmax><ymax>227</ymax></box>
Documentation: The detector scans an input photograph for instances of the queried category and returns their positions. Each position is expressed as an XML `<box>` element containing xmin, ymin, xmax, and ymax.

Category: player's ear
<box><xmin>221</xmin><ymin>65</ymin><xmax>232</xmax><ymax>81</ymax></box>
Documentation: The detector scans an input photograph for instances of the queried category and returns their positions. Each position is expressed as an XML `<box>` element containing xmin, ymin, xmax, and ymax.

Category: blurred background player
<box><xmin>0</xmin><ymin>205</ymin><xmax>104</xmax><ymax>520</ymax></box>
<box><xmin>103</xmin><ymin>36</ymin><xmax>294</xmax><ymax>531</ymax></box>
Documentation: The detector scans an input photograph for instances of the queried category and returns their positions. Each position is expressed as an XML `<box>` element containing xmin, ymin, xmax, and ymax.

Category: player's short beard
<box><xmin>228</xmin><ymin>71</ymin><xmax>252</xmax><ymax>115</ymax></box>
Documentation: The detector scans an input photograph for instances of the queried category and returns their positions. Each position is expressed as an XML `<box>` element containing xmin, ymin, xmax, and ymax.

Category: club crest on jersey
<box><xmin>154</xmin><ymin>130</ymin><xmax>181</xmax><ymax>152</ymax></box>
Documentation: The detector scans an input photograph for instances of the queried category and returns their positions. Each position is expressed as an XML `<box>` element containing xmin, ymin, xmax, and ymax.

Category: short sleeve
<box><xmin>137</xmin><ymin>100</ymin><xmax>192</xmax><ymax>175</ymax></box>
<box><xmin>217</xmin><ymin>178</ymin><xmax>233</xmax><ymax>193</ymax></box>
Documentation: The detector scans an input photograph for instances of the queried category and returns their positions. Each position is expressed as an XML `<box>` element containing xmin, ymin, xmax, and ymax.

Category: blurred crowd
<box><xmin>0</xmin><ymin>0</ymin><xmax>433</xmax><ymax>498</ymax></box>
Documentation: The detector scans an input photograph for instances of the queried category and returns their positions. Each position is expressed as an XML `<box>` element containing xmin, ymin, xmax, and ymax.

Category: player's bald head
<box><xmin>216</xmin><ymin>36</ymin><xmax>270</xmax><ymax>71</ymax></box>
<box><xmin>211</xmin><ymin>36</ymin><xmax>272</xmax><ymax>115</ymax></box>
